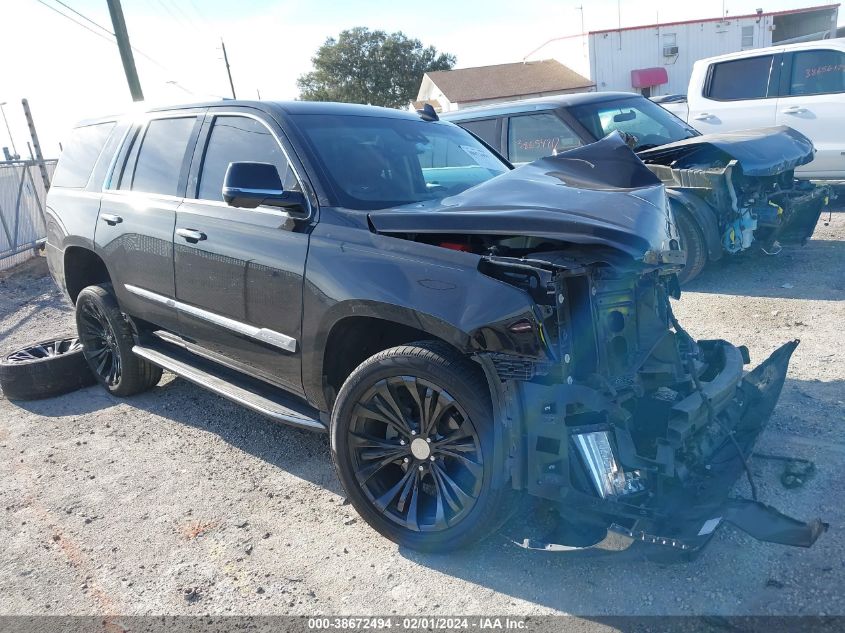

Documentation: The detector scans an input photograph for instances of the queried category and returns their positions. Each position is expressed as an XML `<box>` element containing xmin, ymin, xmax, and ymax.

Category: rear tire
<box><xmin>330</xmin><ymin>341</ymin><xmax>508</xmax><ymax>552</ymax></box>
<box><xmin>75</xmin><ymin>284</ymin><xmax>161</xmax><ymax>397</ymax></box>
<box><xmin>675</xmin><ymin>207</ymin><xmax>708</xmax><ymax>284</ymax></box>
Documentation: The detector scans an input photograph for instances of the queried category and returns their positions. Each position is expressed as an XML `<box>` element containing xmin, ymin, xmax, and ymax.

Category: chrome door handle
<box><xmin>100</xmin><ymin>213</ymin><xmax>122</xmax><ymax>226</ymax></box>
<box><xmin>693</xmin><ymin>112</ymin><xmax>714</xmax><ymax>121</ymax></box>
<box><xmin>176</xmin><ymin>228</ymin><xmax>206</xmax><ymax>243</ymax></box>
<box><xmin>782</xmin><ymin>106</ymin><xmax>806</xmax><ymax>114</ymax></box>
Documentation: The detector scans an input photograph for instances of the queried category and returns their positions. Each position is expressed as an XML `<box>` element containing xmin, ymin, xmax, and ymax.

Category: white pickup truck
<box><xmin>657</xmin><ymin>39</ymin><xmax>845</xmax><ymax>181</ymax></box>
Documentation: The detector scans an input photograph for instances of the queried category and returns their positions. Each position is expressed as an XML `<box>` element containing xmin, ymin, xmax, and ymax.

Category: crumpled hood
<box><xmin>637</xmin><ymin>126</ymin><xmax>815</xmax><ymax>177</ymax></box>
<box><xmin>369</xmin><ymin>133</ymin><xmax>680</xmax><ymax>264</ymax></box>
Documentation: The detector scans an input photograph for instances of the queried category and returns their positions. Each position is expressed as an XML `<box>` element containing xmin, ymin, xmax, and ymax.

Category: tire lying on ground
<box><xmin>0</xmin><ymin>337</ymin><xmax>96</xmax><ymax>400</ymax></box>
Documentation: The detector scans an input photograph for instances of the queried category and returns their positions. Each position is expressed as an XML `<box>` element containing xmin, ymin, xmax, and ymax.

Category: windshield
<box><xmin>569</xmin><ymin>97</ymin><xmax>699</xmax><ymax>151</ymax></box>
<box><xmin>291</xmin><ymin>114</ymin><xmax>509</xmax><ymax>210</ymax></box>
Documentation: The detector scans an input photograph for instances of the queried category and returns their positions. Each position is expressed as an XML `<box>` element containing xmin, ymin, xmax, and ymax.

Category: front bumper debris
<box><xmin>516</xmin><ymin>339</ymin><xmax>827</xmax><ymax>558</ymax></box>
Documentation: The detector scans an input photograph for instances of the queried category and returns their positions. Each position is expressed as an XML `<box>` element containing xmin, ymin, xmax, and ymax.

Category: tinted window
<box><xmin>52</xmin><ymin>122</ymin><xmax>116</xmax><ymax>188</ymax></box>
<box><xmin>131</xmin><ymin>117</ymin><xmax>196</xmax><ymax>196</ymax></box>
<box><xmin>789</xmin><ymin>49</ymin><xmax>845</xmax><ymax>96</ymax></box>
<box><xmin>460</xmin><ymin>118</ymin><xmax>499</xmax><ymax>148</ymax></box>
<box><xmin>508</xmin><ymin>113</ymin><xmax>581</xmax><ymax>164</ymax></box>
<box><xmin>292</xmin><ymin>115</ymin><xmax>508</xmax><ymax>210</ymax></box>
<box><xmin>706</xmin><ymin>56</ymin><xmax>773</xmax><ymax>100</ymax></box>
<box><xmin>198</xmin><ymin>116</ymin><xmax>297</xmax><ymax>201</ymax></box>
<box><xmin>569</xmin><ymin>96</ymin><xmax>698</xmax><ymax>150</ymax></box>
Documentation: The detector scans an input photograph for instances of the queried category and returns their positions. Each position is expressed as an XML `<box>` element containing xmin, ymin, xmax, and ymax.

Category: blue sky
<box><xmin>2</xmin><ymin>0</ymin><xmax>842</xmax><ymax>152</ymax></box>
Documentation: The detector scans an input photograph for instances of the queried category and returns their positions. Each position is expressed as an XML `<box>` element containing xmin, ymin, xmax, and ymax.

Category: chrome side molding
<box><xmin>124</xmin><ymin>284</ymin><xmax>297</xmax><ymax>353</ymax></box>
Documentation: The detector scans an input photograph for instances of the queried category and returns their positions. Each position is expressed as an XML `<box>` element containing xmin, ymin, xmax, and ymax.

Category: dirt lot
<box><xmin>1</xmin><ymin>209</ymin><xmax>843</xmax><ymax>618</ymax></box>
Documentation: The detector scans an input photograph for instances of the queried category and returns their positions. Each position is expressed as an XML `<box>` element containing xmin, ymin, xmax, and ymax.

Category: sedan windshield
<box><xmin>291</xmin><ymin>114</ymin><xmax>509</xmax><ymax>210</ymax></box>
<box><xmin>569</xmin><ymin>97</ymin><xmax>700</xmax><ymax>151</ymax></box>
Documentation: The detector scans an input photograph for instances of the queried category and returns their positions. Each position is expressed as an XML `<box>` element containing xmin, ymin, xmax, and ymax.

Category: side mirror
<box><xmin>222</xmin><ymin>162</ymin><xmax>307</xmax><ymax>213</ymax></box>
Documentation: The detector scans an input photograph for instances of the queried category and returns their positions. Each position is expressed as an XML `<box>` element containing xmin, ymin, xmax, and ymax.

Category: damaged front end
<box><xmin>370</xmin><ymin>134</ymin><xmax>826</xmax><ymax>558</ymax></box>
<box><xmin>506</xmin><ymin>260</ymin><xmax>827</xmax><ymax>558</ymax></box>
<box><xmin>638</xmin><ymin>126</ymin><xmax>831</xmax><ymax>254</ymax></box>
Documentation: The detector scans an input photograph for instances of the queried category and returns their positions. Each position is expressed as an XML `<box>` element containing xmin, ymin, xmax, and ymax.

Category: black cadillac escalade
<box><xmin>42</xmin><ymin>100</ymin><xmax>825</xmax><ymax>556</ymax></box>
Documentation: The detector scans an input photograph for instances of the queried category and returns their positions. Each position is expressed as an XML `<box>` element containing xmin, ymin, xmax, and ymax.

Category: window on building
<box><xmin>507</xmin><ymin>113</ymin><xmax>582</xmax><ymax>164</ymax></box>
<box><xmin>706</xmin><ymin>55</ymin><xmax>774</xmax><ymax>100</ymax></box>
<box><xmin>131</xmin><ymin>117</ymin><xmax>197</xmax><ymax>196</ymax></box>
<box><xmin>459</xmin><ymin>118</ymin><xmax>500</xmax><ymax>149</ymax></box>
<box><xmin>789</xmin><ymin>49</ymin><xmax>845</xmax><ymax>96</ymax></box>
<box><xmin>662</xmin><ymin>33</ymin><xmax>678</xmax><ymax>56</ymax></box>
<box><xmin>52</xmin><ymin>122</ymin><xmax>115</xmax><ymax>189</ymax></box>
<box><xmin>741</xmin><ymin>26</ymin><xmax>755</xmax><ymax>49</ymax></box>
<box><xmin>197</xmin><ymin>116</ymin><xmax>297</xmax><ymax>202</ymax></box>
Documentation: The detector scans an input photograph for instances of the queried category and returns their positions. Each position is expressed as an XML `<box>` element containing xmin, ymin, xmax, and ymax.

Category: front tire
<box><xmin>75</xmin><ymin>285</ymin><xmax>162</xmax><ymax>397</ymax></box>
<box><xmin>674</xmin><ymin>206</ymin><xmax>708</xmax><ymax>284</ymax></box>
<box><xmin>330</xmin><ymin>341</ymin><xmax>507</xmax><ymax>551</ymax></box>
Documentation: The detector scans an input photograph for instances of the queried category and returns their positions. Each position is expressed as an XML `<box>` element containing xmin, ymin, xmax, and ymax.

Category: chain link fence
<box><xmin>0</xmin><ymin>159</ymin><xmax>56</xmax><ymax>271</ymax></box>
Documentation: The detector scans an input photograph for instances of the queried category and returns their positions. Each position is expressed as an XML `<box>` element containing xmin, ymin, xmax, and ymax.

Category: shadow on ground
<box><xmin>684</xmin><ymin>238</ymin><xmax>844</xmax><ymax>300</ymax></box>
<box><xmin>10</xmin><ymin>373</ymin><xmax>843</xmax><ymax>615</ymax></box>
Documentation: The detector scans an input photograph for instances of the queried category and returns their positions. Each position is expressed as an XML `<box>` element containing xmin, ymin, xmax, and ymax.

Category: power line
<box><xmin>51</xmin><ymin>0</ymin><xmax>114</xmax><ymax>36</ymax></box>
<box><xmin>34</xmin><ymin>0</ymin><xmax>172</xmax><ymax>73</ymax></box>
<box><xmin>33</xmin><ymin>0</ymin><xmax>115</xmax><ymax>44</ymax></box>
<box><xmin>32</xmin><ymin>0</ymin><xmax>209</xmax><ymax>97</ymax></box>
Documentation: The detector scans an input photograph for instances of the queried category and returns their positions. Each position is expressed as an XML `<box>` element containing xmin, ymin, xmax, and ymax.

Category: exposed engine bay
<box><xmin>369</xmin><ymin>133</ymin><xmax>827</xmax><ymax>557</ymax></box>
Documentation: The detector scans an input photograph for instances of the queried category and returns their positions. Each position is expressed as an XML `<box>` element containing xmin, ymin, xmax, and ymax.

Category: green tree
<box><xmin>297</xmin><ymin>27</ymin><xmax>455</xmax><ymax>108</ymax></box>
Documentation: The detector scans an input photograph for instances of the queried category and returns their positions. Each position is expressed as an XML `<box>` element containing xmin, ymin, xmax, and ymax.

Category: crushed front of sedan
<box><xmin>370</xmin><ymin>132</ymin><xmax>827</xmax><ymax>558</ymax></box>
<box><xmin>638</xmin><ymin>126</ymin><xmax>831</xmax><ymax>256</ymax></box>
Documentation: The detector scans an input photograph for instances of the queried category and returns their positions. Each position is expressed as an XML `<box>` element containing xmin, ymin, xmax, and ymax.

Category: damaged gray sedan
<box><xmin>445</xmin><ymin>93</ymin><xmax>831</xmax><ymax>283</ymax></box>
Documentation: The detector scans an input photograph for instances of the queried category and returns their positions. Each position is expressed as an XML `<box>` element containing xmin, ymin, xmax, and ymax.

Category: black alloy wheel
<box><xmin>348</xmin><ymin>375</ymin><xmax>484</xmax><ymax>532</ymax></box>
<box><xmin>77</xmin><ymin>300</ymin><xmax>122</xmax><ymax>388</ymax></box>
<box><xmin>6</xmin><ymin>338</ymin><xmax>83</xmax><ymax>362</ymax></box>
<box><xmin>74</xmin><ymin>285</ymin><xmax>161</xmax><ymax>397</ymax></box>
<box><xmin>331</xmin><ymin>341</ymin><xmax>509</xmax><ymax>552</ymax></box>
<box><xmin>0</xmin><ymin>337</ymin><xmax>96</xmax><ymax>400</ymax></box>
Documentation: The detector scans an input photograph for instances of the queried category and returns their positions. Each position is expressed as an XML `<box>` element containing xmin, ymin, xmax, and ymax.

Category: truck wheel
<box><xmin>0</xmin><ymin>337</ymin><xmax>96</xmax><ymax>400</ymax></box>
<box><xmin>675</xmin><ymin>208</ymin><xmax>707</xmax><ymax>284</ymax></box>
<box><xmin>75</xmin><ymin>285</ymin><xmax>162</xmax><ymax>397</ymax></box>
<box><xmin>330</xmin><ymin>341</ymin><xmax>507</xmax><ymax>551</ymax></box>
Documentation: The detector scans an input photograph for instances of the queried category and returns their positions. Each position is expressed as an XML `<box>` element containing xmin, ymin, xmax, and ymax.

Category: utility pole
<box><xmin>22</xmin><ymin>99</ymin><xmax>51</xmax><ymax>192</ymax></box>
<box><xmin>106</xmin><ymin>0</ymin><xmax>144</xmax><ymax>101</ymax></box>
<box><xmin>0</xmin><ymin>102</ymin><xmax>19</xmax><ymax>159</ymax></box>
<box><xmin>221</xmin><ymin>38</ymin><xmax>237</xmax><ymax>99</ymax></box>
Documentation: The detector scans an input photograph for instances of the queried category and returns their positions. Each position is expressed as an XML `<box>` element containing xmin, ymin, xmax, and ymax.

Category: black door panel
<box><xmin>174</xmin><ymin>202</ymin><xmax>307</xmax><ymax>394</ymax></box>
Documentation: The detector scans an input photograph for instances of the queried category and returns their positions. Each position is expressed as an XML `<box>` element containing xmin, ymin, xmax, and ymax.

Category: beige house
<box><xmin>415</xmin><ymin>59</ymin><xmax>594</xmax><ymax>112</ymax></box>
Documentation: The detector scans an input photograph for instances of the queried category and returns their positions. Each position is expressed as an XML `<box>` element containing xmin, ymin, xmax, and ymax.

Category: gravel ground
<box><xmin>0</xmin><ymin>209</ymin><xmax>843</xmax><ymax>618</ymax></box>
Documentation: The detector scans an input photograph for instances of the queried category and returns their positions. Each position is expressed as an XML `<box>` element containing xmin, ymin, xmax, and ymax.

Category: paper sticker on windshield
<box><xmin>460</xmin><ymin>145</ymin><xmax>504</xmax><ymax>171</ymax></box>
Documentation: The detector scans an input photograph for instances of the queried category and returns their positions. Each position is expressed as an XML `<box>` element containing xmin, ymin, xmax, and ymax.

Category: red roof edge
<box><xmin>589</xmin><ymin>3</ymin><xmax>839</xmax><ymax>36</ymax></box>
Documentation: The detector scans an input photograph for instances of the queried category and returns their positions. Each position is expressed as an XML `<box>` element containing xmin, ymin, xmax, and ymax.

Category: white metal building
<box><xmin>587</xmin><ymin>4</ymin><xmax>840</xmax><ymax>96</ymax></box>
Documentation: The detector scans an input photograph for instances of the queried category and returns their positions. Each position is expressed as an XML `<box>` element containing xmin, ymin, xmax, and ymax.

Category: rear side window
<box><xmin>52</xmin><ymin>122</ymin><xmax>116</xmax><ymax>188</ymax></box>
<box><xmin>197</xmin><ymin>116</ymin><xmax>297</xmax><ymax>202</ymax></box>
<box><xmin>131</xmin><ymin>117</ymin><xmax>196</xmax><ymax>196</ymax></box>
<box><xmin>459</xmin><ymin>118</ymin><xmax>500</xmax><ymax>149</ymax></box>
<box><xmin>789</xmin><ymin>49</ymin><xmax>845</xmax><ymax>96</ymax></box>
<box><xmin>507</xmin><ymin>113</ymin><xmax>581</xmax><ymax>164</ymax></box>
<box><xmin>706</xmin><ymin>55</ymin><xmax>774</xmax><ymax>100</ymax></box>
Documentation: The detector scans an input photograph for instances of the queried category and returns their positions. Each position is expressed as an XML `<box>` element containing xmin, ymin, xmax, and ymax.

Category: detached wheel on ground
<box><xmin>330</xmin><ymin>341</ymin><xmax>508</xmax><ymax>552</ymax></box>
<box><xmin>674</xmin><ymin>206</ymin><xmax>708</xmax><ymax>285</ymax></box>
<box><xmin>75</xmin><ymin>284</ymin><xmax>162</xmax><ymax>397</ymax></box>
<box><xmin>0</xmin><ymin>337</ymin><xmax>96</xmax><ymax>400</ymax></box>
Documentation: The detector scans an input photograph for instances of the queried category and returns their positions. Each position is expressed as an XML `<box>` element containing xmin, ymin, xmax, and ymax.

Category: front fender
<box><xmin>300</xmin><ymin>213</ymin><xmax>545</xmax><ymax>407</ymax></box>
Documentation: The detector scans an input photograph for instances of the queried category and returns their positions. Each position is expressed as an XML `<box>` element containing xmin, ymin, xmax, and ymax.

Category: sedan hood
<box><xmin>369</xmin><ymin>133</ymin><xmax>681</xmax><ymax>264</ymax></box>
<box><xmin>637</xmin><ymin>126</ymin><xmax>815</xmax><ymax>177</ymax></box>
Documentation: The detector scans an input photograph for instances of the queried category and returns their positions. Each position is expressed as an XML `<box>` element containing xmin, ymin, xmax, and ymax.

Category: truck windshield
<box><xmin>291</xmin><ymin>114</ymin><xmax>509</xmax><ymax>210</ymax></box>
<box><xmin>569</xmin><ymin>97</ymin><xmax>700</xmax><ymax>151</ymax></box>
